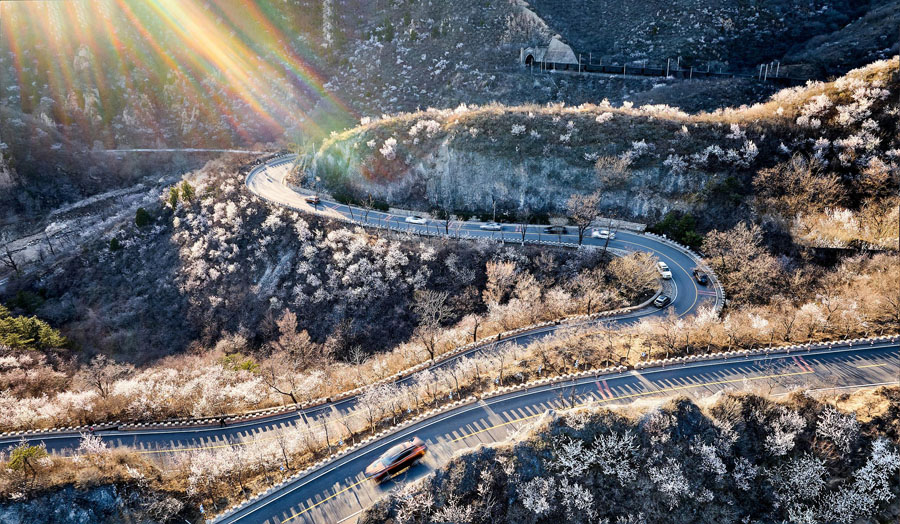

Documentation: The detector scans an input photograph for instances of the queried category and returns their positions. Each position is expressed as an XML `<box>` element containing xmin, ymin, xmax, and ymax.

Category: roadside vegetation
<box><xmin>1</xmin><ymin>1</ymin><xmax>898</xmax><ymax>522</ymax></box>
<box><xmin>362</xmin><ymin>386</ymin><xmax>900</xmax><ymax>524</ymax></box>
<box><xmin>315</xmin><ymin>57</ymin><xmax>899</xmax><ymax>250</ymax></box>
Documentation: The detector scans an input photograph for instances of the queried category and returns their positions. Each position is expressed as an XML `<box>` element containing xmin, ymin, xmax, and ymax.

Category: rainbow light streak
<box><xmin>0</xmin><ymin>0</ymin><xmax>352</xmax><ymax>143</ymax></box>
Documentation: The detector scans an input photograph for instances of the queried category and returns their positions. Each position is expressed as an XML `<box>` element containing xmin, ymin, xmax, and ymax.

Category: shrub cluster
<box><xmin>362</xmin><ymin>388</ymin><xmax>900</xmax><ymax>524</ymax></box>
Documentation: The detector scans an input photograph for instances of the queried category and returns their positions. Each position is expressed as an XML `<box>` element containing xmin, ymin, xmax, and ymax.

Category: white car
<box><xmin>404</xmin><ymin>216</ymin><xmax>427</xmax><ymax>225</ymax></box>
<box><xmin>657</xmin><ymin>261</ymin><xmax>672</xmax><ymax>279</ymax></box>
<box><xmin>591</xmin><ymin>229</ymin><xmax>615</xmax><ymax>240</ymax></box>
<box><xmin>480</xmin><ymin>222</ymin><xmax>503</xmax><ymax>231</ymax></box>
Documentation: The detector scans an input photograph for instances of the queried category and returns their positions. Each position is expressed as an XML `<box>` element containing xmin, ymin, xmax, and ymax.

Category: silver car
<box><xmin>480</xmin><ymin>222</ymin><xmax>503</xmax><ymax>231</ymax></box>
<box><xmin>404</xmin><ymin>216</ymin><xmax>427</xmax><ymax>225</ymax></box>
<box><xmin>591</xmin><ymin>229</ymin><xmax>615</xmax><ymax>240</ymax></box>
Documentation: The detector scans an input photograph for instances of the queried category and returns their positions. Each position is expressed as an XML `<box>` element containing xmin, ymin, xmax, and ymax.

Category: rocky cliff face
<box><xmin>328</xmin><ymin>139</ymin><xmax>715</xmax><ymax>222</ymax></box>
<box><xmin>0</xmin><ymin>484</ymin><xmax>194</xmax><ymax>524</ymax></box>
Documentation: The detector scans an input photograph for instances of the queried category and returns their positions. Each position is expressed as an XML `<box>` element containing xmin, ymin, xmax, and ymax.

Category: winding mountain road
<box><xmin>3</xmin><ymin>155</ymin><xmax>896</xmax><ymax>524</ymax></box>
<box><xmin>247</xmin><ymin>155</ymin><xmax>722</xmax><ymax>320</ymax></box>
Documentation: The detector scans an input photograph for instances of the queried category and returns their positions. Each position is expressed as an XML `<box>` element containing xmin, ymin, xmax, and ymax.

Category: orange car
<box><xmin>365</xmin><ymin>437</ymin><xmax>427</xmax><ymax>482</ymax></box>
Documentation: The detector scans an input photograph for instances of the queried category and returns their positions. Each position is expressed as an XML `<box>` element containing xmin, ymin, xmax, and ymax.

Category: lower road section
<box><xmin>216</xmin><ymin>341</ymin><xmax>898</xmax><ymax>524</ymax></box>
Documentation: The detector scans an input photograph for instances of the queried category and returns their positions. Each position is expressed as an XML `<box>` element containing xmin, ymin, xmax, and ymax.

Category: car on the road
<box><xmin>544</xmin><ymin>225</ymin><xmax>568</xmax><ymax>235</ymax></box>
<box><xmin>653</xmin><ymin>294</ymin><xmax>672</xmax><ymax>308</ymax></box>
<box><xmin>657</xmin><ymin>261</ymin><xmax>672</xmax><ymax>279</ymax></box>
<box><xmin>480</xmin><ymin>222</ymin><xmax>503</xmax><ymax>231</ymax></box>
<box><xmin>404</xmin><ymin>216</ymin><xmax>427</xmax><ymax>225</ymax></box>
<box><xmin>692</xmin><ymin>268</ymin><xmax>709</xmax><ymax>285</ymax></box>
<box><xmin>365</xmin><ymin>437</ymin><xmax>427</xmax><ymax>482</ymax></box>
<box><xmin>304</xmin><ymin>195</ymin><xmax>320</xmax><ymax>205</ymax></box>
<box><xmin>591</xmin><ymin>229</ymin><xmax>615</xmax><ymax>240</ymax></box>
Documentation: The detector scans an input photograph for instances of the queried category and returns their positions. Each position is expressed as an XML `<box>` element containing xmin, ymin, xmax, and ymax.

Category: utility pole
<box><xmin>666</xmin><ymin>58</ymin><xmax>670</xmax><ymax>77</ymax></box>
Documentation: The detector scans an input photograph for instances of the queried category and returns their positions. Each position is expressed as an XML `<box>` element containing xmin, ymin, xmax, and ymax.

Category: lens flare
<box><xmin>0</xmin><ymin>0</ymin><xmax>353</xmax><ymax>145</ymax></box>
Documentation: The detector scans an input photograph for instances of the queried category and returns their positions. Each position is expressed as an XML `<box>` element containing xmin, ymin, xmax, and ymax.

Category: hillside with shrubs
<box><xmin>361</xmin><ymin>387</ymin><xmax>900</xmax><ymax>524</ymax></box>
<box><xmin>315</xmin><ymin>57</ymin><xmax>899</xmax><ymax>250</ymax></box>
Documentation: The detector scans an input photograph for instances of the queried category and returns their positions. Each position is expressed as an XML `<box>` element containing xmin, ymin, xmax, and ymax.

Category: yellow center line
<box><xmin>281</xmin><ymin>477</ymin><xmax>369</xmax><ymax>523</ymax></box>
<box><xmin>280</xmin><ymin>368</ymin><xmax>816</xmax><ymax>522</ymax></box>
<box><xmin>856</xmin><ymin>363</ymin><xmax>889</xmax><ymax>369</ymax></box>
<box><xmin>449</xmin><ymin>412</ymin><xmax>543</xmax><ymax>443</ymax></box>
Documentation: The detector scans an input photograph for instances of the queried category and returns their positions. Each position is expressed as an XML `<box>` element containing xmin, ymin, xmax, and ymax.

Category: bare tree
<box><xmin>703</xmin><ymin>222</ymin><xmax>782</xmax><ymax>305</ymax></box>
<box><xmin>259</xmin><ymin>351</ymin><xmax>317</xmax><ymax>405</ymax></box>
<box><xmin>414</xmin><ymin>289</ymin><xmax>452</xmax><ymax>361</ymax></box>
<box><xmin>657</xmin><ymin>313</ymin><xmax>681</xmax><ymax>360</ymax></box>
<box><xmin>348</xmin><ymin>345</ymin><xmax>367</xmax><ymax>384</ymax></box>
<box><xmin>2</xmin><ymin>245</ymin><xmax>20</xmax><ymax>275</ymax></box>
<box><xmin>78</xmin><ymin>355</ymin><xmax>134</xmax><ymax>398</ymax></box>
<box><xmin>774</xmin><ymin>297</ymin><xmax>800</xmax><ymax>342</ymax></box>
<box><xmin>273</xmin><ymin>310</ymin><xmax>330</xmax><ymax>369</ymax></box>
<box><xmin>609</xmin><ymin>252</ymin><xmax>659</xmax><ymax>302</ymax></box>
<box><xmin>361</xmin><ymin>193</ymin><xmax>376</xmax><ymax>224</ymax></box>
<box><xmin>600</xmin><ymin>218</ymin><xmax>620</xmax><ymax>255</ymax></box>
<box><xmin>463</xmin><ymin>313</ymin><xmax>483</xmax><ymax>342</ymax></box>
<box><xmin>273</xmin><ymin>426</ymin><xmax>293</xmax><ymax>471</ymax></box>
<box><xmin>566</xmin><ymin>191</ymin><xmax>602</xmax><ymax>245</ymax></box>
<box><xmin>482</xmin><ymin>260</ymin><xmax>517</xmax><ymax>305</ymax></box>
<box><xmin>573</xmin><ymin>267</ymin><xmax>608</xmax><ymax>315</ymax></box>
<box><xmin>437</xmin><ymin>209</ymin><xmax>458</xmax><ymax>236</ymax></box>
<box><xmin>359</xmin><ymin>384</ymin><xmax>390</xmax><ymax>434</ymax></box>
<box><xmin>518</xmin><ymin>205</ymin><xmax>534</xmax><ymax>245</ymax></box>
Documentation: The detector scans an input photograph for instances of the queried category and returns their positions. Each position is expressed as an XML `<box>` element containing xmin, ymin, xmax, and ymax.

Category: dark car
<box><xmin>544</xmin><ymin>225</ymin><xmax>568</xmax><ymax>235</ymax></box>
<box><xmin>653</xmin><ymin>294</ymin><xmax>672</xmax><ymax>308</ymax></box>
<box><xmin>692</xmin><ymin>269</ymin><xmax>709</xmax><ymax>285</ymax></box>
<box><xmin>365</xmin><ymin>437</ymin><xmax>427</xmax><ymax>482</ymax></box>
<box><xmin>305</xmin><ymin>195</ymin><xmax>321</xmax><ymax>205</ymax></box>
